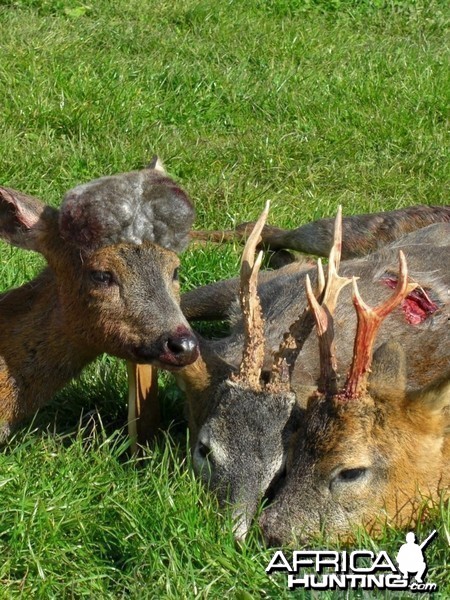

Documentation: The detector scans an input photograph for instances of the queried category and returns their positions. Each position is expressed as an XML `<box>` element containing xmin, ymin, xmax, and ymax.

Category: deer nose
<box><xmin>166</xmin><ymin>334</ymin><xmax>197</xmax><ymax>357</ymax></box>
<box><xmin>163</xmin><ymin>333</ymin><xmax>199</xmax><ymax>365</ymax></box>
<box><xmin>259</xmin><ymin>512</ymin><xmax>284</xmax><ymax>548</ymax></box>
<box><xmin>132</xmin><ymin>330</ymin><xmax>199</xmax><ymax>367</ymax></box>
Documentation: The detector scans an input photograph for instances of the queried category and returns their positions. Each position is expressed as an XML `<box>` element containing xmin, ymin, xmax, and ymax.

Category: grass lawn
<box><xmin>0</xmin><ymin>0</ymin><xmax>449</xmax><ymax>597</ymax></box>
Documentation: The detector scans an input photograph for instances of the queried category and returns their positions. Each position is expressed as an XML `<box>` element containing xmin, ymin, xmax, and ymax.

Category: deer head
<box><xmin>259</xmin><ymin>243</ymin><xmax>450</xmax><ymax>545</ymax></box>
<box><xmin>0</xmin><ymin>160</ymin><xmax>198</xmax><ymax>366</ymax></box>
<box><xmin>0</xmin><ymin>159</ymin><xmax>199</xmax><ymax>441</ymax></box>
<box><xmin>183</xmin><ymin>205</ymin><xmax>348</xmax><ymax>541</ymax></box>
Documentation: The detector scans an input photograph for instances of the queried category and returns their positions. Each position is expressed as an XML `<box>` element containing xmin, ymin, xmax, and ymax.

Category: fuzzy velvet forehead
<box><xmin>59</xmin><ymin>168</ymin><xmax>194</xmax><ymax>254</ymax></box>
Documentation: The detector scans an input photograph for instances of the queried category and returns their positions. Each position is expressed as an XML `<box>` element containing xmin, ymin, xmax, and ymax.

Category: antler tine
<box><xmin>307</xmin><ymin>208</ymin><xmax>352</xmax><ymax>394</ymax></box>
<box><xmin>305</xmin><ymin>274</ymin><xmax>340</xmax><ymax>395</ymax></box>
<box><xmin>306</xmin><ymin>274</ymin><xmax>327</xmax><ymax>336</ymax></box>
<box><xmin>268</xmin><ymin>242</ymin><xmax>327</xmax><ymax>393</ymax></box>
<box><xmin>317</xmin><ymin>258</ymin><xmax>325</xmax><ymax>296</ymax></box>
<box><xmin>322</xmin><ymin>206</ymin><xmax>352</xmax><ymax>314</ymax></box>
<box><xmin>344</xmin><ymin>250</ymin><xmax>411</xmax><ymax>398</ymax></box>
<box><xmin>231</xmin><ymin>201</ymin><xmax>270</xmax><ymax>390</ymax></box>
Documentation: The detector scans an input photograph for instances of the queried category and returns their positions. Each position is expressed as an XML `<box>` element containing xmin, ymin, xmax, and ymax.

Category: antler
<box><xmin>231</xmin><ymin>202</ymin><xmax>270</xmax><ymax>391</ymax></box>
<box><xmin>305</xmin><ymin>207</ymin><xmax>353</xmax><ymax>395</ymax></box>
<box><xmin>343</xmin><ymin>250</ymin><xmax>411</xmax><ymax>398</ymax></box>
<box><xmin>267</xmin><ymin>259</ymin><xmax>325</xmax><ymax>393</ymax></box>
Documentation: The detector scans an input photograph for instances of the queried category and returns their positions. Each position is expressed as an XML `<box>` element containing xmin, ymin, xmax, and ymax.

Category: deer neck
<box><xmin>175</xmin><ymin>339</ymin><xmax>231</xmax><ymax>443</ymax></box>
<box><xmin>0</xmin><ymin>268</ymin><xmax>99</xmax><ymax>414</ymax></box>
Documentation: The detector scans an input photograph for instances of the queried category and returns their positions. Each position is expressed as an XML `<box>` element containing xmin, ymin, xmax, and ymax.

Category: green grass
<box><xmin>0</xmin><ymin>0</ymin><xmax>449</xmax><ymax>596</ymax></box>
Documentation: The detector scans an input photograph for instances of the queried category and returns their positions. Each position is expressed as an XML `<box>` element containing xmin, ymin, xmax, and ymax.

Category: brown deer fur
<box><xmin>0</xmin><ymin>161</ymin><xmax>199</xmax><ymax>441</ymax></box>
<box><xmin>259</xmin><ymin>341</ymin><xmax>450</xmax><ymax>545</ymax></box>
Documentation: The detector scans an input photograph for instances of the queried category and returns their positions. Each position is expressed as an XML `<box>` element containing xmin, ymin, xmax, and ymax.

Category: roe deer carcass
<box><xmin>0</xmin><ymin>158</ymin><xmax>199</xmax><ymax>442</ymax></box>
<box><xmin>259</xmin><ymin>225</ymin><xmax>450</xmax><ymax>545</ymax></box>
<box><xmin>185</xmin><ymin>204</ymin><xmax>450</xmax><ymax>320</ymax></box>
<box><xmin>174</xmin><ymin>205</ymin><xmax>449</xmax><ymax>540</ymax></box>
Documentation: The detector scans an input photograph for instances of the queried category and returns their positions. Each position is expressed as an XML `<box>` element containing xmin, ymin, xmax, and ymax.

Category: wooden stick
<box><xmin>127</xmin><ymin>362</ymin><xmax>160</xmax><ymax>454</ymax></box>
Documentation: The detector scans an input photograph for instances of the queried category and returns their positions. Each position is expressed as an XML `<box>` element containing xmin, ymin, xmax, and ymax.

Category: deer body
<box><xmin>0</xmin><ymin>268</ymin><xmax>94</xmax><ymax>426</ymax></box>
<box><xmin>0</xmin><ymin>162</ymin><xmax>199</xmax><ymax>441</ymax></box>
<box><xmin>178</xmin><ymin>210</ymin><xmax>449</xmax><ymax>540</ymax></box>
<box><xmin>184</xmin><ymin>221</ymin><xmax>449</xmax><ymax>430</ymax></box>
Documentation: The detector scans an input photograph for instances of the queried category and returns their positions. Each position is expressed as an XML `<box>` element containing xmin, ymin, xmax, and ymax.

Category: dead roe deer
<box><xmin>259</xmin><ymin>213</ymin><xmax>450</xmax><ymax>545</ymax></box>
<box><xmin>0</xmin><ymin>158</ymin><xmax>199</xmax><ymax>442</ymax></box>
<box><xmin>174</xmin><ymin>205</ymin><xmax>449</xmax><ymax>540</ymax></box>
<box><xmin>185</xmin><ymin>204</ymin><xmax>450</xmax><ymax>320</ymax></box>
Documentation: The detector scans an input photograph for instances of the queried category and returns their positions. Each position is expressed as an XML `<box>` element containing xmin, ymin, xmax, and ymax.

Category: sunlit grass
<box><xmin>0</xmin><ymin>0</ymin><xmax>448</xmax><ymax>596</ymax></box>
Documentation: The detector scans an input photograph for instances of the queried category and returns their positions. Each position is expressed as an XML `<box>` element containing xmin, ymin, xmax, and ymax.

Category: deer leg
<box><xmin>191</xmin><ymin>206</ymin><xmax>450</xmax><ymax>260</ymax></box>
<box><xmin>0</xmin><ymin>370</ymin><xmax>21</xmax><ymax>443</ymax></box>
<box><xmin>0</xmin><ymin>422</ymin><xmax>13</xmax><ymax>444</ymax></box>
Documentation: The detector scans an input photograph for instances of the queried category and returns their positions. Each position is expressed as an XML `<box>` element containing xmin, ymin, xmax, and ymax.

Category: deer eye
<box><xmin>173</xmin><ymin>267</ymin><xmax>179</xmax><ymax>282</ymax></box>
<box><xmin>197</xmin><ymin>441</ymin><xmax>211</xmax><ymax>459</ymax></box>
<box><xmin>337</xmin><ymin>467</ymin><xmax>367</xmax><ymax>482</ymax></box>
<box><xmin>90</xmin><ymin>270</ymin><xmax>114</xmax><ymax>286</ymax></box>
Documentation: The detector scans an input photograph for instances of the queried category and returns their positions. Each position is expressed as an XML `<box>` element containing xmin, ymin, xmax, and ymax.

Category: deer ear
<box><xmin>147</xmin><ymin>155</ymin><xmax>166</xmax><ymax>174</ymax></box>
<box><xmin>408</xmin><ymin>375</ymin><xmax>450</xmax><ymax>416</ymax></box>
<box><xmin>368</xmin><ymin>340</ymin><xmax>407</xmax><ymax>402</ymax></box>
<box><xmin>0</xmin><ymin>186</ymin><xmax>56</xmax><ymax>252</ymax></box>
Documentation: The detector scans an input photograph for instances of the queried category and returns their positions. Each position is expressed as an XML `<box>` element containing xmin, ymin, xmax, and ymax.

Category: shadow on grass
<box><xmin>5</xmin><ymin>354</ymin><xmax>191</xmax><ymax>456</ymax></box>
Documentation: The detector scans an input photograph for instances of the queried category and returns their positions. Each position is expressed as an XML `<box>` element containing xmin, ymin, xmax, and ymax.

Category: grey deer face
<box><xmin>193</xmin><ymin>380</ymin><xmax>298</xmax><ymax>540</ymax></box>
<box><xmin>63</xmin><ymin>240</ymin><xmax>199</xmax><ymax>368</ymax></box>
<box><xmin>56</xmin><ymin>159</ymin><xmax>199</xmax><ymax>367</ymax></box>
<box><xmin>188</xmin><ymin>202</ymin><xmax>313</xmax><ymax>540</ymax></box>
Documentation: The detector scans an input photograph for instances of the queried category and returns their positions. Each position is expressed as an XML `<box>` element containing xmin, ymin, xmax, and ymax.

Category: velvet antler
<box><xmin>231</xmin><ymin>202</ymin><xmax>270</xmax><ymax>391</ymax></box>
